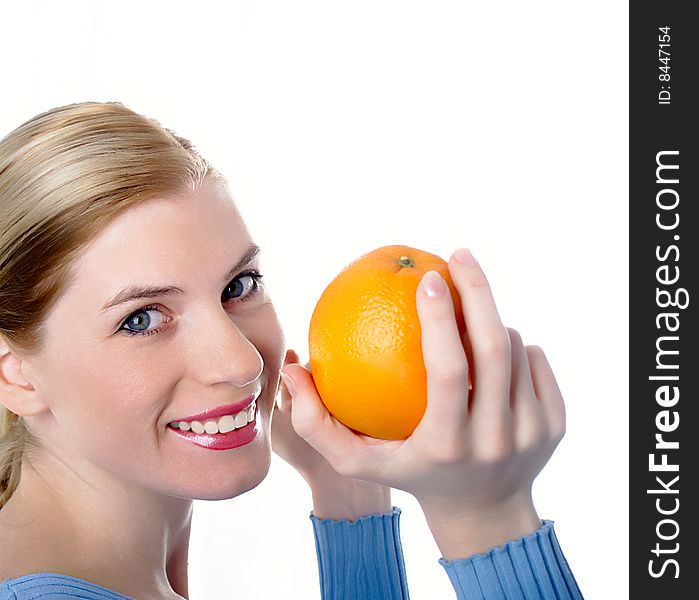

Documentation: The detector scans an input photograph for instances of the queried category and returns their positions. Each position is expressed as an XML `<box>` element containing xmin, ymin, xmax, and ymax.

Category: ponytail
<box><xmin>0</xmin><ymin>407</ymin><xmax>26</xmax><ymax>510</ymax></box>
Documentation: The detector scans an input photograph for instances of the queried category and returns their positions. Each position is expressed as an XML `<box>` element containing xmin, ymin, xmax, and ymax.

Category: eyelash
<box><xmin>119</xmin><ymin>270</ymin><xmax>265</xmax><ymax>338</ymax></box>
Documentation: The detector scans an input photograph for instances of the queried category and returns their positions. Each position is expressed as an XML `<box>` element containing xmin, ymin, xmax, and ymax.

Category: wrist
<box><xmin>308</xmin><ymin>472</ymin><xmax>392</xmax><ymax>521</ymax></box>
<box><xmin>418</xmin><ymin>490</ymin><xmax>542</xmax><ymax>560</ymax></box>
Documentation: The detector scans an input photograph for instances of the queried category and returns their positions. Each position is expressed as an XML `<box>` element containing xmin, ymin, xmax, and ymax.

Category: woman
<box><xmin>0</xmin><ymin>102</ymin><xmax>583</xmax><ymax>599</ymax></box>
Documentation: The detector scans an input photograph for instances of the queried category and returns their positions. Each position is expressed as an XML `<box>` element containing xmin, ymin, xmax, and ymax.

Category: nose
<box><xmin>183</xmin><ymin>307</ymin><xmax>264</xmax><ymax>388</ymax></box>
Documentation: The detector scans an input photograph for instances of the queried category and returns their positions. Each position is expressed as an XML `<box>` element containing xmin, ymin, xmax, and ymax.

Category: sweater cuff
<box><xmin>438</xmin><ymin>520</ymin><xmax>584</xmax><ymax>600</ymax></box>
<box><xmin>310</xmin><ymin>506</ymin><xmax>410</xmax><ymax>600</ymax></box>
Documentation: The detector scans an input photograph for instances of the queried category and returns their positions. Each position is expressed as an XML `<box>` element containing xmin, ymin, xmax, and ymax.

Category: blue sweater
<box><xmin>0</xmin><ymin>507</ymin><xmax>583</xmax><ymax>599</ymax></box>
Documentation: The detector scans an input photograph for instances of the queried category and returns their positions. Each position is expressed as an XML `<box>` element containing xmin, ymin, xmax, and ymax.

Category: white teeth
<box><xmin>218</xmin><ymin>415</ymin><xmax>236</xmax><ymax>434</ymax></box>
<box><xmin>169</xmin><ymin>399</ymin><xmax>256</xmax><ymax>435</ymax></box>
<box><xmin>234</xmin><ymin>411</ymin><xmax>248</xmax><ymax>428</ymax></box>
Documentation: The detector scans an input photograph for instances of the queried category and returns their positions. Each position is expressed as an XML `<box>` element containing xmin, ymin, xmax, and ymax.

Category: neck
<box><xmin>166</xmin><ymin>525</ymin><xmax>191</xmax><ymax>599</ymax></box>
<box><xmin>2</xmin><ymin>457</ymin><xmax>194</xmax><ymax>599</ymax></box>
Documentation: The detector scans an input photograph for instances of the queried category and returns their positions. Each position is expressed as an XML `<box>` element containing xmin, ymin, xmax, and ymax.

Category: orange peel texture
<box><xmin>309</xmin><ymin>245</ymin><xmax>468</xmax><ymax>440</ymax></box>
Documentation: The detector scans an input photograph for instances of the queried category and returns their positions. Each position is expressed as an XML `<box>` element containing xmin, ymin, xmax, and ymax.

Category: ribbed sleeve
<box><xmin>310</xmin><ymin>505</ymin><xmax>410</xmax><ymax>600</ymax></box>
<box><xmin>438</xmin><ymin>520</ymin><xmax>584</xmax><ymax>599</ymax></box>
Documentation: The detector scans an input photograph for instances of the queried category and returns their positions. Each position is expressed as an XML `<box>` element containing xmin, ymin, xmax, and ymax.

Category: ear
<box><xmin>0</xmin><ymin>337</ymin><xmax>49</xmax><ymax>417</ymax></box>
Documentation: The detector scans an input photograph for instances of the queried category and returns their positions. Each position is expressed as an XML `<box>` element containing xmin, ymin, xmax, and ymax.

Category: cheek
<box><xmin>45</xmin><ymin>344</ymin><xmax>177</xmax><ymax>478</ymax></box>
<box><xmin>46</xmin><ymin>340</ymin><xmax>172</xmax><ymax>432</ymax></box>
<box><xmin>251</xmin><ymin>306</ymin><xmax>286</xmax><ymax>387</ymax></box>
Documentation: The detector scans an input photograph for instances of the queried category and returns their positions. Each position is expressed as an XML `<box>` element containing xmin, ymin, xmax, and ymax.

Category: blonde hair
<box><xmin>0</xmin><ymin>101</ymin><xmax>226</xmax><ymax>509</ymax></box>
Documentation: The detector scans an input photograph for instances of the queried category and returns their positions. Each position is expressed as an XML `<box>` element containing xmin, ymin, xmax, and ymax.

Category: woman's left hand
<box><xmin>280</xmin><ymin>248</ymin><xmax>566</xmax><ymax>557</ymax></box>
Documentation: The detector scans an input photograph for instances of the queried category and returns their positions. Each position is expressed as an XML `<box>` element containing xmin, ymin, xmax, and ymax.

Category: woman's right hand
<box><xmin>271</xmin><ymin>349</ymin><xmax>392</xmax><ymax>520</ymax></box>
<box><xmin>279</xmin><ymin>248</ymin><xmax>567</xmax><ymax>558</ymax></box>
<box><xmin>271</xmin><ymin>349</ymin><xmax>335</xmax><ymax>483</ymax></box>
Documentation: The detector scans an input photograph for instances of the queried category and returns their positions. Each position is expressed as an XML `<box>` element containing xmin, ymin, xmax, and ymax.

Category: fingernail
<box><xmin>422</xmin><ymin>271</ymin><xmax>446</xmax><ymax>298</ymax></box>
<box><xmin>280</xmin><ymin>370</ymin><xmax>297</xmax><ymax>397</ymax></box>
<box><xmin>453</xmin><ymin>248</ymin><xmax>476</xmax><ymax>265</ymax></box>
<box><xmin>284</xmin><ymin>350</ymin><xmax>296</xmax><ymax>367</ymax></box>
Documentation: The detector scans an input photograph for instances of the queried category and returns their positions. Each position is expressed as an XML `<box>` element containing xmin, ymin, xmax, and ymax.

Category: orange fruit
<box><xmin>308</xmin><ymin>245</ymin><xmax>468</xmax><ymax>440</ymax></box>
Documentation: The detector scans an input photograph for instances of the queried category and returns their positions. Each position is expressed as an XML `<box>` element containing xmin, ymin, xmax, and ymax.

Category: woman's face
<box><xmin>22</xmin><ymin>180</ymin><xmax>285</xmax><ymax>501</ymax></box>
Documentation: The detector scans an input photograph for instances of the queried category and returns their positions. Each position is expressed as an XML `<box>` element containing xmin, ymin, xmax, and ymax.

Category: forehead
<box><xmin>65</xmin><ymin>182</ymin><xmax>253</xmax><ymax>299</ymax></box>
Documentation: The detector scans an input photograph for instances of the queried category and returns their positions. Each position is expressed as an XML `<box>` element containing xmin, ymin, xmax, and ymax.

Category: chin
<box><xmin>166</xmin><ymin>446</ymin><xmax>273</xmax><ymax>502</ymax></box>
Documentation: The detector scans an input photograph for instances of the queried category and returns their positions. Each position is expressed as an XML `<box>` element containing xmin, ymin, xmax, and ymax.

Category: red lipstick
<box><xmin>168</xmin><ymin>407</ymin><xmax>259</xmax><ymax>450</ymax></box>
<box><xmin>172</xmin><ymin>392</ymin><xmax>258</xmax><ymax>423</ymax></box>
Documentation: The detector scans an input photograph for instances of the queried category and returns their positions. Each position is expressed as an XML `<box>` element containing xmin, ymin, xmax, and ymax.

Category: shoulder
<box><xmin>0</xmin><ymin>533</ymin><xmax>121</xmax><ymax>599</ymax></box>
<box><xmin>0</xmin><ymin>515</ymin><xmax>130</xmax><ymax>599</ymax></box>
<box><xmin>0</xmin><ymin>573</ymin><xmax>130</xmax><ymax>599</ymax></box>
<box><xmin>0</xmin><ymin>513</ymin><xmax>73</xmax><ymax>589</ymax></box>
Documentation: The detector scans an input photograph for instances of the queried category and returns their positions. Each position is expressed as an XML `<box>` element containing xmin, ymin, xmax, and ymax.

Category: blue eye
<box><xmin>222</xmin><ymin>270</ymin><xmax>265</xmax><ymax>304</ymax></box>
<box><xmin>120</xmin><ymin>304</ymin><xmax>166</xmax><ymax>337</ymax></box>
<box><xmin>119</xmin><ymin>270</ymin><xmax>265</xmax><ymax>337</ymax></box>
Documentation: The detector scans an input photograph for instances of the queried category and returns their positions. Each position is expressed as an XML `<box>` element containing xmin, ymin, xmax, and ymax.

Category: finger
<box><xmin>277</xmin><ymin>349</ymin><xmax>301</xmax><ymax>412</ymax></box>
<box><xmin>507</xmin><ymin>328</ymin><xmax>536</xmax><ymax>409</ymax></box>
<box><xmin>414</xmin><ymin>270</ymin><xmax>470</xmax><ymax>435</ymax></box>
<box><xmin>508</xmin><ymin>329</ymin><xmax>546</xmax><ymax>450</ymax></box>
<box><xmin>280</xmin><ymin>364</ymin><xmax>372</xmax><ymax>476</ymax></box>
<box><xmin>525</xmin><ymin>345</ymin><xmax>566</xmax><ymax>441</ymax></box>
<box><xmin>284</xmin><ymin>348</ymin><xmax>301</xmax><ymax>368</ymax></box>
<box><xmin>447</xmin><ymin>249</ymin><xmax>511</xmax><ymax>422</ymax></box>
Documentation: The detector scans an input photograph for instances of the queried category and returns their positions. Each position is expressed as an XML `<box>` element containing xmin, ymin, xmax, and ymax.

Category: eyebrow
<box><xmin>99</xmin><ymin>243</ymin><xmax>262</xmax><ymax>314</ymax></box>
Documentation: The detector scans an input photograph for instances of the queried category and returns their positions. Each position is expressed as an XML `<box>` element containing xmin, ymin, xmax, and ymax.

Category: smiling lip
<box><xmin>172</xmin><ymin>392</ymin><xmax>259</xmax><ymax>423</ymax></box>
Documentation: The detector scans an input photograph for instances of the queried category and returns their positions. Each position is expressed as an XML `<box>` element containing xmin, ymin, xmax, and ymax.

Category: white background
<box><xmin>1</xmin><ymin>2</ymin><xmax>628</xmax><ymax>598</ymax></box>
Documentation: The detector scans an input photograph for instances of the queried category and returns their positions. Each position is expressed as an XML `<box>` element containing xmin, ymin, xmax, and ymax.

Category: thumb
<box><xmin>280</xmin><ymin>364</ymin><xmax>367</xmax><ymax>476</ymax></box>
